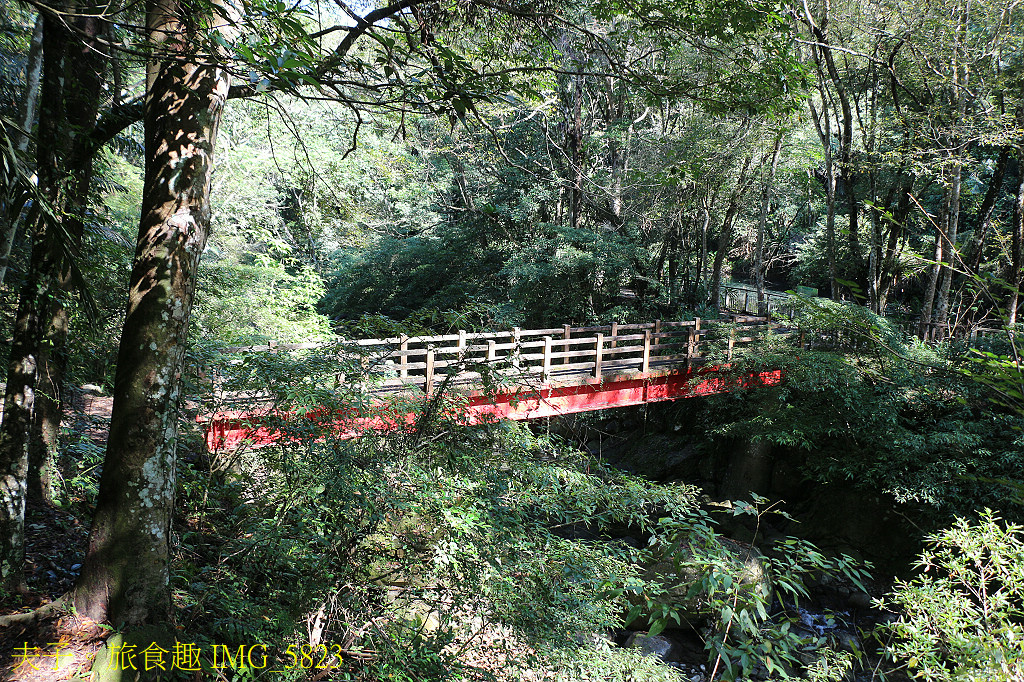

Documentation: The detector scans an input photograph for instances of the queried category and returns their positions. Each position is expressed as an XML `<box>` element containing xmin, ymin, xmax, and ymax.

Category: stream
<box><xmin>539</xmin><ymin>406</ymin><xmax>910</xmax><ymax>680</ymax></box>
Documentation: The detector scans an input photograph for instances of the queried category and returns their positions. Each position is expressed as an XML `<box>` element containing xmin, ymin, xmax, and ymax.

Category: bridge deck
<box><xmin>202</xmin><ymin>316</ymin><xmax>784</xmax><ymax>450</ymax></box>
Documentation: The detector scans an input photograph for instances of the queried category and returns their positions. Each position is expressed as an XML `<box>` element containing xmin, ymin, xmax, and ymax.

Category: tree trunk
<box><xmin>667</xmin><ymin>219</ymin><xmax>680</xmax><ymax>305</ymax></box>
<box><xmin>804</xmin><ymin>0</ymin><xmax>859</xmax><ymax>296</ymax></box>
<box><xmin>755</xmin><ymin>132</ymin><xmax>785</xmax><ymax>313</ymax></box>
<box><xmin>28</xmin><ymin>315</ymin><xmax>65</xmax><ymax>505</ymax></box>
<box><xmin>1008</xmin><ymin>151</ymin><xmax>1024</xmax><ymax>327</ymax></box>
<box><xmin>0</xmin><ymin>255</ymin><xmax>48</xmax><ymax>592</ymax></box>
<box><xmin>695</xmin><ymin>197</ymin><xmax>710</xmax><ymax>302</ymax></box>
<box><xmin>935</xmin><ymin>163</ymin><xmax>964</xmax><ymax>335</ymax></box>
<box><xmin>876</xmin><ymin>180</ymin><xmax>914</xmax><ymax>312</ymax></box>
<box><xmin>809</xmin><ymin>100</ymin><xmax>839</xmax><ymax>298</ymax></box>
<box><xmin>73</xmin><ymin>0</ymin><xmax>235</xmax><ymax>626</ymax></box>
<box><xmin>27</xmin><ymin>9</ymin><xmax>106</xmax><ymax>506</ymax></box>
<box><xmin>568</xmin><ymin>74</ymin><xmax>584</xmax><ymax>231</ymax></box>
<box><xmin>0</xmin><ymin>14</ymin><xmax>43</xmax><ymax>287</ymax></box>
<box><xmin>867</xmin><ymin>172</ymin><xmax>880</xmax><ymax>312</ymax></box>
<box><xmin>602</xmin><ymin>75</ymin><xmax>629</xmax><ymax>228</ymax></box>
<box><xmin>934</xmin><ymin>65</ymin><xmax>969</xmax><ymax>337</ymax></box>
<box><xmin>0</xmin><ymin>10</ymin><xmax>72</xmax><ymax>593</ymax></box>
<box><xmin>919</xmin><ymin>187</ymin><xmax>950</xmax><ymax>339</ymax></box>
<box><xmin>711</xmin><ymin>152</ymin><xmax>754</xmax><ymax>311</ymax></box>
<box><xmin>966</xmin><ymin>147</ymin><xmax>1009</xmax><ymax>274</ymax></box>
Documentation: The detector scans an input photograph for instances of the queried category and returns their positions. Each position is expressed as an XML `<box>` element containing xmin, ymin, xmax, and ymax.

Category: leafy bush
<box><xmin>692</xmin><ymin>302</ymin><xmax>1024</xmax><ymax>521</ymax></box>
<box><xmin>176</xmin><ymin>344</ymin><xmax>701</xmax><ymax>679</ymax></box>
<box><xmin>541</xmin><ymin>645</ymin><xmax>687</xmax><ymax>681</ymax></box>
<box><xmin>634</xmin><ymin>496</ymin><xmax>870</xmax><ymax>680</ymax></box>
<box><xmin>882</xmin><ymin>510</ymin><xmax>1024</xmax><ymax>681</ymax></box>
<box><xmin>192</xmin><ymin>261</ymin><xmax>333</xmax><ymax>345</ymax></box>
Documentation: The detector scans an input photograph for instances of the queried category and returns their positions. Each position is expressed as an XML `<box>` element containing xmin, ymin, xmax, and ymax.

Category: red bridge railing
<box><xmin>200</xmin><ymin>316</ymin><xmax>781</xmax><ymax>450</ymax></box>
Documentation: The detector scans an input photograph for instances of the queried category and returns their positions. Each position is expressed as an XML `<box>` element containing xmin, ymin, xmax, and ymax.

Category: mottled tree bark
<box><xmin>755</xmin><ymin>132</ymin><xmax>784</xmax><ymax>313</ymax></box>
<box><xmin>1008</xmin><ymin>151</ymin><xmax>1024</xmax><ymax>327</ymax></box>
<box><xmin>0</xmin><ymin>10</ymin><xmax>71</xmax><ymax>594</ymax></box>
<box><xmin>73</xmin><ymin>0</ymin><xmax>235</xmax><ymax>626</ymax></box>
<box><xmin>0</xmin><ymin>253</ymin><xmax>47</xmax><ymax>591</ymax></box>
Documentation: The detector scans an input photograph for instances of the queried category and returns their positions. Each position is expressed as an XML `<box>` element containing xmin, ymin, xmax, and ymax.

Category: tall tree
<box><xmin>0</xmin><ymin>13</ymin><xmax>42</xmax><ymax>286</ymax></box>
<box><xmin>72</xmin><ymin>0</ymin><xmax>238</xmax><ymax>624</ymax></box>
<box><xmin>1008</xmin><ymin>142</ymin><xmax>1024</xmax><ymax>327</ymax></box>
<box><xmin>0</xmin><ymin>3</ymin><xmax>106</xmax><ymax>592</ymax></box>
<box><xmin>755</xmin><ymin>130</ymin><xmax>785</xmax><ymax>312</ymax></box>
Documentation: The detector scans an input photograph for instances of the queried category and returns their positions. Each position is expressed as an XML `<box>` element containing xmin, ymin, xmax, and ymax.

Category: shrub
<box><xmin>882</xmin><ymin>510</ymin><xmax>1024</xmax><ymax>681</ymax></box>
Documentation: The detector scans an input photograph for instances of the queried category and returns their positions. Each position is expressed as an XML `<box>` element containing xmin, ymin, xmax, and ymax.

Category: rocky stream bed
<box><xmin>539</xmin><ymin>406</ymin><xmax>914</xmax><ymax>680</ymax></box>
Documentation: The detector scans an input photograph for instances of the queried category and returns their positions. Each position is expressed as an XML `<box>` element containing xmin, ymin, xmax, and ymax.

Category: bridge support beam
<box><xmin>202</xmin><ymin>367</ymin><xmax>784</xmax><ymax>451</ymax></box>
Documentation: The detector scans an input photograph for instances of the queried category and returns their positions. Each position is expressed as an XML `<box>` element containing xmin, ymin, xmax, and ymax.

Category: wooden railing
<box><xmin>720</xmin><ymin>284</ymin><xmax>795</xmax><ymax>318</ymax></box>
<box><xmin>720</xmin><ymin>284</ymin><xmax>1011</xmax><ymax>345</ymax></box>
<box><xmin>209</xmin><ymin>316</ymin><xmax>776</xmax><ymax>400</ymax></box>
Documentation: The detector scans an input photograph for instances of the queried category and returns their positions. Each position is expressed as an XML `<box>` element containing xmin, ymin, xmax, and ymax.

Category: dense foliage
<box><xmin>693</xmin><ymin>299</ymin><xmax>1024</xmax><ymax>521</ymax></box>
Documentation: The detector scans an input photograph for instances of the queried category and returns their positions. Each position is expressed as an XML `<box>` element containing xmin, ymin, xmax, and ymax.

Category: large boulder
<box><xmin>628</xmin><ymin>536</ymin><xmax>771</xmax><ymax>630</ymax></box>
<box><xmin>625</xmin><ymin>632</ymin><xmax>683</xmax><ymax>662</ymax></box>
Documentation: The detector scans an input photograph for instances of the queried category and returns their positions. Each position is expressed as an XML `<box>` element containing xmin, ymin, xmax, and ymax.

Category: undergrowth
<box><xmin>154</xmin><ymin>341</ymin><xmax>882</xmax><ymax>680</ymax></box>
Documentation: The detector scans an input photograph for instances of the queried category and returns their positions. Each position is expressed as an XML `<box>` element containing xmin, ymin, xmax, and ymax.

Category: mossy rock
<box><xmin>391</xmin><ymin>596</ymin><xmax>442</xmax><ymax>635</ymax></box>
<box><xmin>628</xmin><ymin>537</ymin><xmax>770</xmax><ymax>629</ymax></box>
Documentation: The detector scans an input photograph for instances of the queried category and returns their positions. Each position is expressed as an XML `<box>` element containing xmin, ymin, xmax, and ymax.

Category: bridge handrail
<box><xmin>220</xmin><ymin>320</ymin><xmax>707</xmax><ymax>353</ymax></box>
<box><xmin>719</xmin><ymin>284</ymin><xmax>1013</xmax><ymax>343</ymax></box>
<box><xmin>203</xmin><ymin>316</ymin><xmax>784</xmax><ymax>400</ymax></box>
<box><xmin>720</xmin><ymin>284</ymin><xmax>796</xmax><ymax>318</ymax></box>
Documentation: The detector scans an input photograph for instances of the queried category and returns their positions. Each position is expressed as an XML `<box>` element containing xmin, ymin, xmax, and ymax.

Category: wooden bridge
<box><xmin>203</xmin><ymin>283</ymin><xmax>1013</xmax><ymax>451</ymax></box>
<box><xmin>203</xmin><ymin>315</ymin><xmax>784</xmax><ymax>450</ymax></box>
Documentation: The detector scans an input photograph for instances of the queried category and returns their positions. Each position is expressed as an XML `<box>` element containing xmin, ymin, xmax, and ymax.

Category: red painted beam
<box><xmin>202</xmin><ymin>366</ymin><xmax>782</xmax><ymax>451</ymax></box>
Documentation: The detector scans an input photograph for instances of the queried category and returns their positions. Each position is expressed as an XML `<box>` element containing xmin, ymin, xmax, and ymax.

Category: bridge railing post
<box><xmin>542</xmin><ymin>336</ymin><xmax>552</xmax><ymax>381</ymax></box>
<box><xmin>694</xmin><ymin>317</ymin><xmax>701</xmax><ymax>358</ymax></box>
<box><xmin>642</xmin><ymin>330</ymin><xmax>651</xmax><ymax>373</ymax></box>
<box><xmin>425</xmin><ymin>349</ymin><xmax>435</xmax><ymax>396</ymax></box>
<box><xmin>654</xmin><ymin>319</ymin><xmax>661</xmax><ymax>347</ymax></box>
<box><xmin>487</xmin><ymin>339</ymin><xmax>496</xmax><ymax>361</ymax></box>
<box><xmin>594</xmin><ymin>333</ymin><xmax>604</xmax><ymax>379</ymax></box>
<box><xmin>457</xmin><ymin>330</ymin><xmax>468</xmax><ymax>381</ymax></box>
<box><xmin>335</xmin><ymin>338</ymin><xmax>346</xmax><ymax>386</ymax></box>
<box><xmin>563</xmin><ymin>324</ymin><xmax>571</xmax><ymax>366</ymax></box>
<box><xmin>686</xmin><ymin>326</ymin><xmax>695</xmax><ymax>369</ymax></box>
<box><xmin>513</xmin><ymin>327</ymin><xmax>521</xmax><ymax>369</ymax></box>
<box><xmin>399</xmin><ymin>334</ymin><xmax>408</xmax><ymax>379</ymax></box>
<box><xmin>728</xmin><ymin>327</ymin><xmax>735</xmax><ymax>361</ymax></box>
<box><xmin>610</xmin><ymin>322</ymin><xmax>618</xmax><ymax>349</ymax></box>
